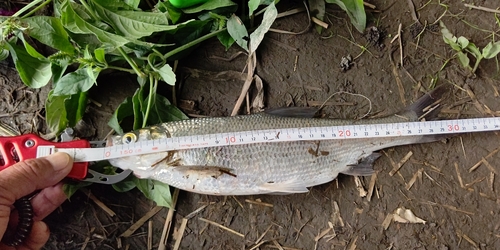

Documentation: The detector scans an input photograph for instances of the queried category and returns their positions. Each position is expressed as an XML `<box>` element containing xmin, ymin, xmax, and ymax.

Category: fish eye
<box><xmin>122</xmin><ymin>133</ymin><xmax>137</xmax><ymax>144</ymax></box>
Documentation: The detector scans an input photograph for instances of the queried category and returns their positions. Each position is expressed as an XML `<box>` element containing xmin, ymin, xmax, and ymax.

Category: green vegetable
<box><xmin>169</xmin><ymin>0</ymin><xmax>210</xmax><ymax>9</ymax></box>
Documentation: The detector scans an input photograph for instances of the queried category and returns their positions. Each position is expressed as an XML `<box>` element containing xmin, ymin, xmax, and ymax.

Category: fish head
<box><xmin>106</xmin><ymin>126</ymin><xmax>172</xmax><ymax>178</ymax></box>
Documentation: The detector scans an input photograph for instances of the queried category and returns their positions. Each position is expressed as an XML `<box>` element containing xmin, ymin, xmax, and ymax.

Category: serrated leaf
<box><xmin>155</xmin><ymin>64</ymin><xmax>176</xmax><ymax>85</ymax></box>
<box><xmin>135</xmin><ymin>179</ymin><xmax>173</xmax><ymax>207</ymax></box>
<box><xmin>227</xmin><ymin>14</ymin><xmax>248</xmax><ymax>51</ymax></box>
<box><xmin>6</xmin><ymin>42</ymin><xmax>52</xmax><ymax>88</ymax></box>
<box><xmin>482</xmin><ymin>41</ymin><xmax>500</xmax><ymax>59</ymax></box>
<box><xmin>183</xmin><ymin>0</ymin><xmax>237</xmax><ymax>14</ymax></box>
<box><xmin>53</xmin><ymin>67</ymin><xmax>99</xmax><ymax>96</ymax></box>
<box><xmin>249</xmin><ymin>2</ymin><xmax>277</xmax><ymax>54</ymax></box>
<box><xmin>326</xmin><ymin>0</ymin><xmax>366</xmax><ymax>33</ymax></box>
<box><xmin>23</xmin><ymin>16</ymin><xmax>75</xmax><ymax>54</ymax></box>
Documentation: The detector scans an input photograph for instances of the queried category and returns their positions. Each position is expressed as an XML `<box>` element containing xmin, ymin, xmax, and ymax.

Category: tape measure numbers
<box><xmin>37</xmin><ymin>117</ymin><xmax>500</xmax><ymax>162</ymax></box>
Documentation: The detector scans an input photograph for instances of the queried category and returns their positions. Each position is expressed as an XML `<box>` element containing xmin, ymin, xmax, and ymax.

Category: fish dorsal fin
<box><xmin>265</xmin><ymin>107</ymin><xmax>319</xmax><ymax>118</ymax></box>
<box><xmin>259</xmin><ymin>179</ymin><xmax>310</xmax><ymax>194</ymax></box>
<box><xmin>341</xmin><ymin>152</ymin><xmax>381</xmax><ymax>176</ymax></box>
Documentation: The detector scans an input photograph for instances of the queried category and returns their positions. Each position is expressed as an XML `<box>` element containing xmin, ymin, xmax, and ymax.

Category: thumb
<box><xmin>0</xmin><ymin>152</ymin><xmax>73</xmax><ymax>204</ymax></box>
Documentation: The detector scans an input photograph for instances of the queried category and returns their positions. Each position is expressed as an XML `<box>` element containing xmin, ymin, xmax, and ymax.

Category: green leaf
<box><xmin>465</xmin><ymin>42</ymin><xmax>482</xmax><ymax>58</ymax></box>
<box><xmin>182</xmin><ymin>0</ymin><xmax>237</xmax><ymax>14</ymax></box>
<box><xmin>53</xmin><ymin>67</ymin><xmax>99</xmax><ymax>96</ymax></box>
<box><xmin>46</xmin><ymin>90</ymin><xmax>69</xmax><ymax>133</ymax></box>
<box><xmin>227</xmin><ymin>14</ymin><xmax>248</xmax><ymax>51</ymax></box>
<box><xmin>108</xmin><ymin>96</ymin><xmax>134</xmax><ymax>134</ymax></box>
<box><xmin>23</xmin><ymin>16</ymin><xmax>75</xmax><ymax>54</ymax></box>
<box><xmin>135</xmin><ymin>178</ymin><xmax>173</xmax><ymax>207</ymax></box>
<box><xmin>249</xmin><ymin>2</ymin><xmax>277</xmax><ymax>54</ymax></box>
<box><xmin>156</xmin><ymin>1</ymin><xmax>183</xmax><ymax>24</ymax></box>
<box><xmin>61</xmin><ymin>1</ymin><xmax>141</xmax><ymax>48</ymax></box>
<box><xmin>248</xmin><ymin>0</ymin><xmax>261</xmax><ymax>16</ymax></box>
<box><xmin>112</xmin><ymin>174</ymin><xmax>137</xmax><ymax>192</ymax></box>
<box><xmin>456</xmin><ymin>51</ymin><xmax>471</xmax><ymax>69</ymax></box>
<box><xmin>155</xmin><ymin>64</ymin><xmax>176</xmax><ymax>85</ymax></box>
<box><xmin>0</xmin><ymin>49</ymin><xmax>9</xmax><ymax>61</ymax></box>
<box><xmin>217</xmin><ymin>30</ymin><xmax>235</xmax><ymax>50</ymax></box>
<box><xmin>94</xmin><ymin>48</ymin><xmax>106</xmax><ymax>64</ymax></box>
<box><xmin>132</xmin><ymin>87</ymin><xmax>145</xmax><ymax>130</ymax></box>
<box><xmin>457</xmin><ymin>36</ymin><xmax>469</xmax><ymax>50</ymax></box>
<box><xmin>147</xmin><ymin>94</ymin><xmax>188</xmax><ymax>124</ymax></box>
<box><xmin>123</xmin><ymin>0</ymin><xmax>141</xmax><ymax>9</ymax></box>
<box><xmin>6</xmin><ymin>42</ymin><xmax>52</xmax><ymax>88</ymax></box>
<box><xmin>65</xmin><ymin>91</ymin><xmax>88</xmax><ymax>128</ymax></box>
<box><xmin>62</xmin><ymin>181</ymin><xmax>92</xmax><ymax>198</ymax></box>
<box><xmin>326</xmin><ymin>0</ymin><xmax>366</xmax><ymax>33</ymax></box>
<box><xmin>439</xmin><ymin>21</ymin><xmax>461</xmax><ymax>51</ymax></box>
<box><xmin>89</xmin><ymin>0</ymin><xmax>183</xmax><ymax>39</ymax></box>
<box><xmin>482</xmin><ymin>41</ymin><xmax>500</xmax><ymax>59</ymax></box>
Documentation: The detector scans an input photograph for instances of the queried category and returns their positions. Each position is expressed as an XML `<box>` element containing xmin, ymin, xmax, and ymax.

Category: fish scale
<box><xmin>108</xmin><ymin>88</ymin><xmax>444</xmax><ymax>195</ymax></box>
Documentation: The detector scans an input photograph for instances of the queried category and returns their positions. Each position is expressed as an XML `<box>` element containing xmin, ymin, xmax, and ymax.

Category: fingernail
<box><xmin>44</xmin><ymin>152</ymin><xmax>72</xmax><ymax>171</ymax></box>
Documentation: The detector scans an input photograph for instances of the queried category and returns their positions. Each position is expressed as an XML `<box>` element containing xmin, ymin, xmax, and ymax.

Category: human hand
<box><xmin>0</xmin><ymin>153</ymin><xmax>73</xmax><ymax>249</ymax></box>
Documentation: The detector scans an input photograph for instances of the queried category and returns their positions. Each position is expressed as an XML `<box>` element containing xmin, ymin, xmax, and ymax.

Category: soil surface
<box><xmin>2</xmin><ymin>0</ymin><xmax>500</xmax><ymax>249</ymax></box>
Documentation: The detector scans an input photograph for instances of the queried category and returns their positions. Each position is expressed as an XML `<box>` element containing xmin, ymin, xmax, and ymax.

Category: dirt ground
<box><xmin>2</xmin><ymin>0</ymin><xmax>500</xmax><ymax>249</ymax></box>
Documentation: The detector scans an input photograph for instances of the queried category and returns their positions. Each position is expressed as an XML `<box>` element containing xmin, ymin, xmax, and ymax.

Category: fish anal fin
<box><xmin>260</xmin><ymin>179</ymin><xmax>309</xmax><ymax>194</ymax></box>
<box><xmin>342</xmin><ymin>152</ymin><xmax>381</xmax><ymax>176</ymax></box>
<box><xmin>265</xmin><ymin>107</ymin><xmax>320</xmax><ymax>118</ymax></box>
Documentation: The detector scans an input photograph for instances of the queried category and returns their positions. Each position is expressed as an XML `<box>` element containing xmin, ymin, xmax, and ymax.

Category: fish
<box><xmin>107</xmin><ymin>87</ymin><xmax>446</xmax><ymax>195</ymax></box>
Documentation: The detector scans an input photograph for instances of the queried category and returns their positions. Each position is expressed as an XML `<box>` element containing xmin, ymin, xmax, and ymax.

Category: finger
<box><xmin>17</xmin><ymin>221</ymin><xmax>49</xmax><ymax>250</ymax></box>
<box><xmin>31</xmin><ymin>183</ymin><xmax>67</xmax><ymax>221</ymax></box>
<box><xmin>0</xmin><ymin>152</ymin><xmax>73</xmax><ymax>204</ymax></box>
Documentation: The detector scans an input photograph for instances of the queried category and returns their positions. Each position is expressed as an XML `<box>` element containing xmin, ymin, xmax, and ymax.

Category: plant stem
<box><xmin>142</xmin><ymin>75</ymin><xmax>156</xmax><ymax>128</ymax></box>
<box><xmin>11</xmin><ymin>0</ymin><xmax>44</xmax><ymax>17</ymax></box>
<box><xmin>106</xmin><ymin>66</ymin><xmax>137</xmax><ymax>74</ymax></box>
<box><xmin>21</xmin><ymin>0</ymin><xmax>52</xmax><ymax>18</ymax></box>
<box><xmin>472</xmin><ymin>57</ymin><xmax>483</xmax><ymax>73</ymax></box>
<box><xmin>164</xmin><ymin>28</ymin><xmax>227</xmax><ymax>59</ymax></box>
<box><xmin>118</xmin><ymin>47</ymin><xmax>146</xmax><ymax>78</ymax></box>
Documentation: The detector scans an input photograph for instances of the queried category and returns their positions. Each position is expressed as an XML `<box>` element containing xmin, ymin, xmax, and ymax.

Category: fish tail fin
<box><xmin>404</xmin><ymin>85</ymin><xmax>448</xmax><ymax>121</ymax></box>
<box><xmin>407</xmin><ymin>85</ymin><xmax>453</xmax><ymax>143</ymax></box>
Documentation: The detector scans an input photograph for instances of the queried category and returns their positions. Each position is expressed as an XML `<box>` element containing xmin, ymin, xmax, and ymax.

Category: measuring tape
<box><xmin>37</xmin><ymin>117</ymin><xmax>500</xmax><ymax>162</ymax></box>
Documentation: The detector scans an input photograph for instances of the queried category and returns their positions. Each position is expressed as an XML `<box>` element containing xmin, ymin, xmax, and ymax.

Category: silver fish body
<box><xmin>108</xmin><ymin>89</ymin><xmax>444</xmax><ymax>195</ymax></box>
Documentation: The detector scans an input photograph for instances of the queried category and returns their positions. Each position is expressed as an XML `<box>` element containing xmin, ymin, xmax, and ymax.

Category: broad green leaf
<box><xmin>155</xmin><ymin>64</ymin><xmax>176</xmax><ymax>85</ymax></box>
<box><xmin>482</xmin><ymin>41</ymin><xmax>500</xmax><ymax>59</ymax></box>
<box><xmin>135</xmin><ymin>179</ymin><xmax>173</xmax><ymax>207</ymax></box>
<box><xmin>93</xmin><ymin>0</ymin><xmax>136</xmax><ymax>10</ymax></box>
<box><xmin>61</xmin><ymin>1</ymin><xmax>141</xmax><ymax>48</ymax></box>
<box><xmin>62</xmin><ymin>181</ymin><xmax>92</xmax><ymax>198</ymax></box>
<box><xmin>23</xmin><ymin>16</ymin><xmax>75</xmax><ymax>54</ymax></box>
<box><xmin>18</xmin><ymin>34</ymin><xmax>45</xmax><ymax>59</ymax></box>
<box><xmin>326</xmin><ymin>0</ymin><xmax>366</xmax><ymax>33</ymax></box>
<box><xmin>227</xmin><ymin>14</ymin><xmax>248</xmax><ymax>51</ymax></box>
<box><xmin>94</xmin><ymin>48</ymin><xmax>106</xmax><ymax>64</ymax></box>
<box><xmin>183</xmin><ymin>0</ymin><xmax>237</xmax><ymax>14</ymax></box>
<box><xmin>46</xmin><ymin>90</ymin><xmax>68</xmax><ymax>133</ymax></box>
<box><xmin>65</xmin><ymin>91</ymin><xmax>88</xmax><ymax>128</ymax></box>
<box><xmin>147</xmin><ymin>94</ymin><xmax>188</xmax><ymax>124</ymax></box>
<box><xmin>51</xmin><ymin>63</ymin><xmax>68</xmax><ymax>86</ymax></box>
<box><xmin>53</xmin><ymin>67</ymin><xmax>99</xmax><ymax>96</ymax></box>
<box><xmin>108</xmin><ymin>96</ymin><xmax>134</xmax><ymax>134</ymax></box>
<box><xmin>6</xmin><ymin>43</ymin><xmax>52</xmax><ymax>88</ymax></box>
<box><xmin>123</xmin><ymin>0</ymin><xmax>141</xmax><ymax>9</ymax></box>
<box><xmin>249</xmin><ymin>2</ymin><xmax>277</xmax><ymax>54</ymax></box>
<box><xmin>89</xmin><ymin>0</ymin><xmax>183</xmax><ymax>39</ymax></box>
<box><xmin>456</xmin><ymin>51</ymin><xmax>471</xmax><ymax>69</ymax></box>
<box><xmin>457</xmin><ymin>36</ymin><xmax>469</xmax><ymax>50</ymax></box>
<box><xmin>465</xmin><ymin>42</ymin><xmax>481</xmax><ymax>58</ymax></box>
<box><xmin>217</xmin><ymin>30</ymin><xmax>235</xmax><ymax>50</ymax></box>
<box><xmin>248</xmin><ymin>0</ymin><xmax>261</xmax><ymax>16</ymax></box>
<box><xmin>0</xmin><ymin>49</ymin><xmax>9</xmax><ymax>61</ymax></box>
<box><xmin>156</xmin><ymin>1</ymin><xmax>182</xmax><ymax>24</ymax></box>
<box><xmin>112</xmin><ymin>174</ymin><xmax>137</xmax><ymax>192</ymax></box>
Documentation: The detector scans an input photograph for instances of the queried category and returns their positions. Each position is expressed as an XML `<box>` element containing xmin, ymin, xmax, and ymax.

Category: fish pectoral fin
<box><xmin>265</xmin><ymin>107</ymin><xmax>320</xmax><ymax>118</ymax></box>
<box><xmin>174</xmin><ymin>166</ymin><xmax>236</xmax><ymax>179</ymax></box>
<box><xmin>341</xmin><ymin>152</ymin><xmax>381</xmax><ymax>176</ymax></box>
<box><xmin>259</xmin><ymin>179</ymin><xmax>309</xmax><ymax>194</ymax></box>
